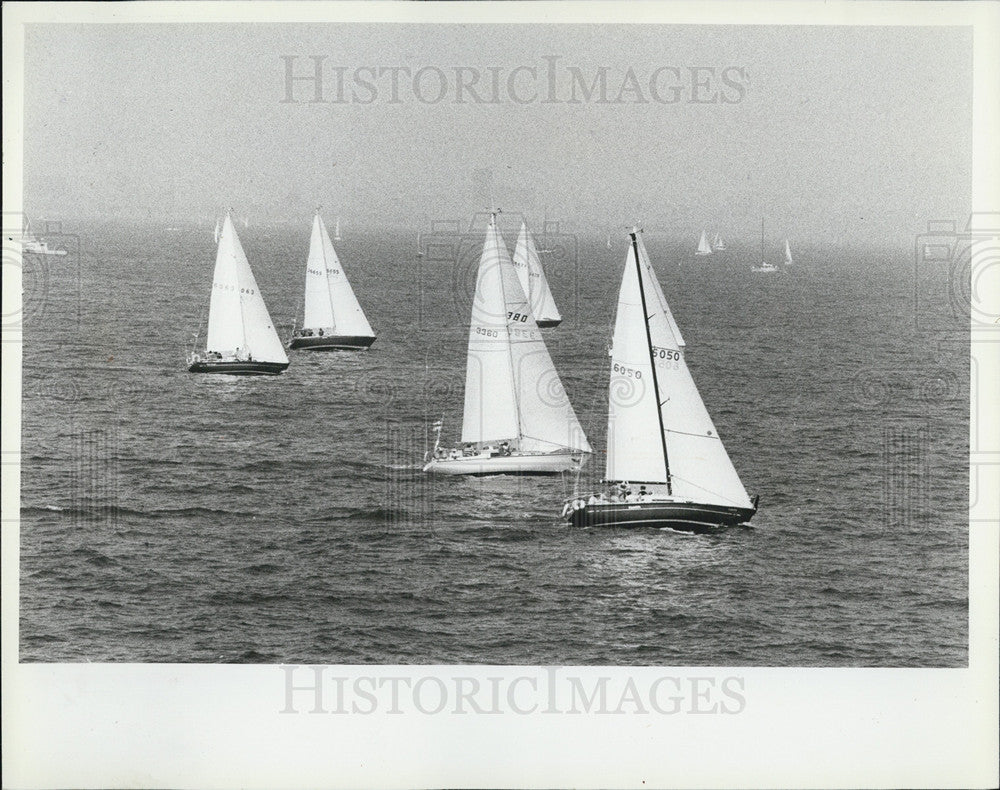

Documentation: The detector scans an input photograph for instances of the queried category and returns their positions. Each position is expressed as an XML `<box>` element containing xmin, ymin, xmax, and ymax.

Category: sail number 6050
<box><xmin>653</xmin><ymin>348</ymin><xmax>681</xmax><ymax>361</ymax></box>
<box><xmin>612</xmin><ymin>363</ymin><xmax>642</xmax><ymax>379</ymax></box>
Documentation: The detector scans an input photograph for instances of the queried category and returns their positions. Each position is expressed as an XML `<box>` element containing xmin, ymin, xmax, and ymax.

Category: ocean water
<box><xmin>17</xmin><ymin>220</ymin><xmax>968</xmax><ymax>665</ymax></box>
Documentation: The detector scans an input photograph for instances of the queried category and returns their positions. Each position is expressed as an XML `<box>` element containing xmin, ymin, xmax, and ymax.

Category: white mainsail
<box><xmin>302</xmin><ymin>212</ymin><xmax>374</xmax><ymax>338</ymax></box>
<box><xmin>606</xmin><ymin>234</ymin><xmax>751</xmax><ymax>509</ymax></box>
<box><xmin>205</xmin><ymin>214</ymin><xmax>288</xmax><ymax>364</ymax></box>
<box><xmin>783</xmin><ymin>239</ymin><xmax>794</xmax><ymax>265</ymax></box>
<box><xmin>512</xmin><ymin>222</ymin><xmax>562</xmax><ymax>326</ymax></box>
<box><xmin>695</xmin><ymin>230</ymin><xmax>713</xmax><ymax>255</ymax></box>
<box><xmin>461</xmin><ymin>216</ymin><xmax>590</xmax><ymax>453</ymax></box>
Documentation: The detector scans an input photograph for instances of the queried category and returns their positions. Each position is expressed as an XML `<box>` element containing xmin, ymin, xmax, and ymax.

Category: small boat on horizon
<box><xmin>783</xmin><ymin>238</ymin><xmax>794</xmax><ymax>266</ymax></box>
<box><xmin>289</xmin><ymin>211</ymin><xmax>375</xmax><ymax>351</ymax></box>
<box><xmin>334</xmin><ymin>216</ymin><xmax>342</xmax><ymax>241</ymax></box>
<box><xmin>695</xmin><ymin>229</ymin><xmax>713</xmax><ymax>256</ymax></box>
<box><xmin>562</xmin><ymin>228</ymin><xmax>758</xmax><ymax>531</ymax></box>
<box><xmin>423</xmin><ymin>212</ymin><xmax>591</xmax><ymax>476</ymax></box>
<box><xmin>712</xmin><ymin>232</ymin><xmax>726</xmax><ymax>251</ymax></box>
<box><xmin>188</xmin><ymin>212</ymin><xmax>289</xmax><ymax>375</ymax></box>
<box><xmin>16</xmin><ymin>218</ymin><xmax>67</xmax><ymax>256</ymax></box>
<box><xmin>751</xmin><ymin>219</ymin><xmax>780</xmax><ymax>273</ymax></box>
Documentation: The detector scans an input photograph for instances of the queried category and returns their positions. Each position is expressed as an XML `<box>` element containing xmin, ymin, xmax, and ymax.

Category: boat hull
<box><xmin>535</xmin><ymin>318</ymin><xmax>561</xmax><ymax>328</ymax></box>
<box><xmin>566</xmin><ymin>499</ymin><xmax>756</xmax><ymax>533</ymax></box>
<box><xmin>289</xmin><ymin>334</ymin><xmax>375</xmax><ymax>351</ymax></box>
<box><xmin>424</xmin><ymin>451</ymin><xmax>585</xmax><ymax>476</ymax></box>
<box><xmin>188</xmin><ymin>360</ymin><xmax>289</xmax><ymax>376</ymax></box>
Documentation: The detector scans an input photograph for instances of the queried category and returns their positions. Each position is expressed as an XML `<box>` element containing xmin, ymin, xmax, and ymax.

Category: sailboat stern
<box><xmin>563</xmin><ymin>497</ymin><xmax>757</xmax><ymax>532</ymax></box>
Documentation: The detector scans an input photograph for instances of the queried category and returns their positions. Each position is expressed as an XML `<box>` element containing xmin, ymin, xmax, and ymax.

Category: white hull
<box><xmin>423</xmin><ymin>450</ymin><xmax>586</xmax><ymax>476</ymax></box>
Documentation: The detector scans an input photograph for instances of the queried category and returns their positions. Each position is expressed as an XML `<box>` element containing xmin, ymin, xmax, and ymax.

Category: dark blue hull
<box><xmin>188</xmin><ymin>360</ymin><xmax>288</xmax><ymax>376</ymax></box>
<box><xmin>289</xmin><ymin>334</ymin><xmax>375</xmax><ymax>351</ymax></box>
<box><xmin>567</xmin><ymin>500</ymin><xmax>757</xmax><ymax>533</ymax></box>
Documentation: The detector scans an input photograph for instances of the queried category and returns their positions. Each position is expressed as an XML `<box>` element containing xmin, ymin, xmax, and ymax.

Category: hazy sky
<box><xmin>23</xmin><ymin>23</ymin><xmax>971</xmax><ymax>243</ymax></box>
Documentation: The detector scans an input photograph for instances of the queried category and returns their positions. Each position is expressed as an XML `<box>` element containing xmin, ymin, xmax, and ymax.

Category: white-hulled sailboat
<box><xmin>751</xmin><ymin>218</ymin><xmax>779</xmax><ymax>273</ymax></box>
<box><xmin>16</xmin><ymin>218</ymin><xmax>67</xmax><ymax>256</ymax></box>
<box><xmin>188</xmin><ymin>212</ymin><xmax>289</xmax><ymax>375</ymax></box>
<box><xmin>695</xmin><ymin>229</ymin><xmax>713</xmax><ymax>256</ymax></box>
<box><xmin>512</xmin><ymin>221</ymin><xmax>562</xmax><ymax>328</ymax></box>
<box><xmin>424</xmin><ymin>213</ymin><xmax>591</xmax><ymax>475</ymax></box>
<box><xmin>563</xmin><ymin>228</ymin><xmax>758</xmax><ymax>531</ymax></box>
<box><xmin>290</xmin><ymin>211</ymin><xmax>376</xmax><ymax>351</ymax></box>
<box><xmin>783</xmin><ymin>239</ymin><xmax>794</xmax><ymax>266</ymax></box>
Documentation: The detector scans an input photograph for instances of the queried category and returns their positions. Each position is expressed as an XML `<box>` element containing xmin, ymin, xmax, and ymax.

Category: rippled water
<box><xmin>18</xmin><ymin>220</ymin><xmax>968</xmax><ymax>664</ymax></box>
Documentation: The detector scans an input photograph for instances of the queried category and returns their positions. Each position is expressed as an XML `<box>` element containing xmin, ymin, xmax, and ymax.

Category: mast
<box><xmin>630</xmin><ymin>230</ymin><xmax>671</xmax><ymax>493</ymax></box>
<box><xmin>760</xmin><ymin>217</ymin><xmax>764</xmax><ymax>263</ymax></box>
<box><xmin>493</xmin><ymin>212</ymin><xmax>524</xmax><ymax>444</ymax></box>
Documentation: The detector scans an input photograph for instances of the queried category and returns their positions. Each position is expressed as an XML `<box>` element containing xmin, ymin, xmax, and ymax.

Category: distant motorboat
<box><xmin>695</xmin><ymin>229</ymin><xmax>712</xmax><ymax>256</ymax></box>
<box><xmin>289</xmin><ymin>211</ymin><xmax>375</xmax><ymax>351</ymax></box>
<box><xmin>16</xmin><ymin>218</ymin><xmax>66</xmax><ymax>256</ymax></box>
<box><xmin>188</xmin><ymin>212</ymin><xmax>289</xmax><ymax>375</ymax></box>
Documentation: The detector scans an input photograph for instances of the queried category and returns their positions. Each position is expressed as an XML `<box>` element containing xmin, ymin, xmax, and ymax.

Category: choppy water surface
<box><xmin>18</xmin><ymin>221</ymin><xmax>968</xmax><ymax>664</ymax></box>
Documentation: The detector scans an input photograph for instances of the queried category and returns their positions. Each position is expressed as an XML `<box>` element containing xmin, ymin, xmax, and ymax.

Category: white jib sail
<box><xmin>608</xmin><ymin>236</ymin><xmax>751</xmax><ymax>508</ymax></box>
<box><xmin>635</xmin><ymin>232</ymin><xmax>685</xmax><ymax>351</ymax></box>
<box><xmin>512</xmin><ymin>222</ymin><xmax>562</xmax><ymax>324</ymax></box>
<box><xmin>302</xmin><ymin>213</ymin><xmax>374</xmax><ymax>338</ymax></box>
<box><xmin>461</xmin><ymin>217</ymin><xmax>590</xmax><ymax>453</ymax></box>
<box><xmin>696</xmin><ymin>230</ymin><xmax>712</xmax><ymax>254</ymax></box>
<box><xmin>205</xmin><ymin>214</ymin><xmax>288</xmax><ymax>364</ymax></box>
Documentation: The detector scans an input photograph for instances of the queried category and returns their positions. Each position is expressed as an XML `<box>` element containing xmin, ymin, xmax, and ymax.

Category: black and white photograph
<box><xmin>3</xmin><ymin>1</ymin><xmax>998</xmax><ymax>787</ymax></box>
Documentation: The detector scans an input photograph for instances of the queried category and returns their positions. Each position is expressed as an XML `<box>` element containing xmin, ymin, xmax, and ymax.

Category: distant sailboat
<box><xmin>188</xmin><ymin>212</ymin><xmax>289</xmax><ymax>375</ymax></box>
<box><xmin>712</xmin><ymin>233</ymin><xmax>726</xmax><ymax>251</ymax></box>
<box><xmin>512</xmin><ymin>221</ymin><xmax>562</xmax><ymax>328</ymax></box>
<box><xmin>334</xmin><ymin>216</ymin><xmax>342</xmax><ymax>241</ymax></box>
<box><xmin>606</xmin><ymin>233</ymin><xmax>612</xmax><ymax>250</ymax></box>
<box><xmin>416</xmin><ymin>230</ymin><xmax>424</xmax><ymax>258</ymax></box>
<box><xmin>751</xmin><ymin>218</ymin><xmax>779</xmax><ymax>273</ymax></box>
<box><xmin>423</xmin><ymin>212</ymin><xmax>591</xmax><ymax>475</ymax></box>
<box><xmin>783</xmin><ymin>239</ymin><xmax>794</xmax><ymax>266</ymax></box>
<box><xmin>213</xmin><ymin>218</ymin><xmax>221</xmax><ymax>244</ymax></box>
<box><xmin>16</xmin><ymin>218</ymin><xmax>66</xmax><ymax>256</ymax></box>
<box><xmin>289</xmin><ymin>211</ymin><xmax>376</xmax><ymax>351</ymax></box>
<box><xmin>695</xmin><ymin>229</ymin><xmax>713</xmax><ymax>256</ymax></box>
<box><xmin>562</xmin><ymin>228</ymin><xmax>758</xmax><ymax>531</ymax></box>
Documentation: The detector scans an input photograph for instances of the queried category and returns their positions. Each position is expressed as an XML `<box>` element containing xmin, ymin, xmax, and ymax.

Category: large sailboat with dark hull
<box><xmin>188</xmin><ymin>212</ymin><xmax>289</xmax><ymax>376</ymax></box>
<box><xmin>289</xmin><ymin>211</ymin><xmax>375</xmax><ymax>351</ymax></box>
<box><xmin>563</xmin><ymin>229</ymin><xmax>758</xmax><ymax>531</ymax></box>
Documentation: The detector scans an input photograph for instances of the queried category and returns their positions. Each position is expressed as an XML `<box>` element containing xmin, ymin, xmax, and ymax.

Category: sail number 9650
<box><xmin>612</xmin><ymin>363</ymin><xmax>642</xmax><ymax>379</ymax></box>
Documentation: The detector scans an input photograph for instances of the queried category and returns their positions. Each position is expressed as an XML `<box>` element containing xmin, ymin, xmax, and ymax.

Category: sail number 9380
<box><xmin>507</xmin><ymin>312</ymin><xmax>529</xmax><ymax>323</ymax></box>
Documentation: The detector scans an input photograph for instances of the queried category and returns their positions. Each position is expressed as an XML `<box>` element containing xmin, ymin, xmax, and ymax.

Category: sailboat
<box><xmin>782</xmin><ymin>239</ymin><xmax>794</xmax><ymax>266</ymax></box>
<box><xmin>289</xmin><ymin>211</ymin><xmax>376</xmax><ymax>351</ymax></box>
<box><xmin>512</xmin><ymin>221</ymin><xmax>562</xmax><ymax>328</ymax></box>
<box><xmin>334</xmin><ymin>216</ymin><xmax>342</xmax><ymax>241</ymax></box>
<box><xmin>16</xmin><ymin>218</ymin><xmax>66</xmax><ymax>256</ymax></box>
<box><xmin>695</xmin><ymin>230</ymin><xmax>713</xmax><ymax>256</ymax></box>
<box><xmin>712</xmin><ymin>233</ymin><xmax>727</xmax><ymax>251</ymax></box>
<box><xmin>188</xmin><ymin>212</ymin><xmax>289</xmax><ymax>375</ymax></box>
<box><xmin>416</xmin><ymin>229</ymin><xmax>424</xmax><ymax>258</ymax></box>
<box><xmin>213</xmin><ymin>218</ymin><xmax>221</xmax><ymax>244</ymax></box>
<box><xmin>423</xmin><ymin>212</ymin><xmax>592</xmax><ymax>475</ymax></box>
<box><xmin>606</xmin><ymin>233</ymin><xmax>612</xmax><ymax>250</ymax></box>
<box><xmin>751</xmin><ymin>218</ymin><xmax>779</xmax><ymax>273</ymax></box>
<box><xmin>562</xmin><ymin>228</ymin><xmax>758</xmax><ymax>531</ymax></box>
